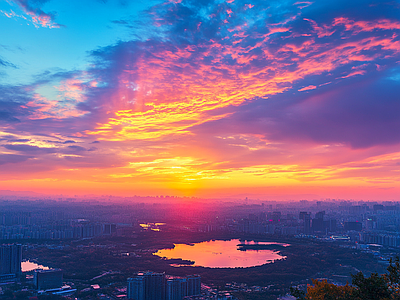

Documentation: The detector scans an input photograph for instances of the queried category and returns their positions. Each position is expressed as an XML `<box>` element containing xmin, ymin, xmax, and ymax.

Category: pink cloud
<box><xmin>11</xmin><ymin>0</ymin><xmax>63</xmax><ymax>28</ymax></box>
<box><xmin>298</xmin><ymin>85</ymin><xmax>317</xmax><ymax>92</ymax></box>
<box><xmin>333</xmin><ymin>17</ymin><xmax>400</xmax><ymax>34</ymax></box>
<box><xmin>87</xmin><ymin>13</ymin><xmax>400</xmax><ymax>143</ymax></box>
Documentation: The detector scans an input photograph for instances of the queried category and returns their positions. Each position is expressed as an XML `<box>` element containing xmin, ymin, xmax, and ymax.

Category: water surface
<box><xmin>22</xmin><ymin>261</ymin><xmax>49</xmax><ymax>272</ymax></box>
<box><xmin>155</xmin><ymin>239</ymin><xmax>288</xmax><ymax>268</ymax></box>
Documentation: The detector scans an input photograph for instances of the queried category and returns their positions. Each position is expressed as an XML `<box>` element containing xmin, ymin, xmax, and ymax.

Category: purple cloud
<box><xmin>0</xmin><ymin>154</ymin><xmax>31</xmax><ymax>165</ymax></box>
<box><xmin>12</xmin><ymin>0</ymin><xmax>64</xmax><ymax>28</ymax></box>
<box><xmin>1</xmin><ymin>0</ymin><xmax>400</xmax><ymax>185</ymax></box>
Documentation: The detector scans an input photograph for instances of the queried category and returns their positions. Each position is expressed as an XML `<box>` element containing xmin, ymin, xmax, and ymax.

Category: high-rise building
<box><xmin>34</xmin><ymin>269</ymin><xmax>63</xmax><ymax>290</ymax></box>
<box><xmin>272</xmin><ymin>211</ymin><xmax>282</xmax><ymax>223</ymax></box>
<box><xmin>146</xmin><ymin>271</ymin><xmax>165</xmax><ymax>300</ymax></box>
<box><xmin>344</xmin><ymin>221</ymin><xmax>362</xmax><ymax>231</ymax></box>
<box><xmin>186</xmin><ymin>275</ymin><xmax>201</xmax><ymax>296</ymax></box>
<box><xmin>312</xmin><ymin>212</ymin><xmax>325</xmax><ymax>233</ymax></box>
<box><xmin>128</xmin><ymin>272</ymin><xmax>200</xmax><ymax>300</ymax></box>
<box><xmin>128</xmin><ymin>271</ymin><xmax>165</xmax><ymax>300</ymax></box>
<box><xmin>128</xmin><ymin>276</ymin><xmax>146</xmax><ymax>300</ymax></box>
<box><xmin>166</xmin><ymin>278</ymin><xmax>187</xmax><ymax>300</ymax></box>
<box><xmin>0</xmin><ymin>244</ymin><xmax>22</xmax><ymax>276</ymax></box>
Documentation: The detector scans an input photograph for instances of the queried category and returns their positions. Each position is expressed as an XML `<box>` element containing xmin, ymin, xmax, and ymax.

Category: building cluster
<box><xmin>0</xmin><ymin>212</ymin><xmax>118</xmax><ymax>240</ymax></box>
<box><xmin>127</xmin><ymin>271</ymin><xmax>201</xmax><ymax>300</ymax></box>
<box><xmin>34</xmin><ymin>269</ymin><xmax>63</xmax><ymax>291</ymax></box>
<box><xmin>3</xmin><ymin>199</ymin><xmax>400</xmax><ymax>299</ymax></box>
<box><xmin>187</xmin><ymin>201</ymin><xmax>400</xmax><ymax>244</ymax></box>
<box><xmin>0</xmin><ymin>244</ymin><xmax>22</xmax><ymax>283</ymax></box>
<box><xmin>360</xmin><ymin>231</ymin><xmax>400</xmax><ymax>247</ymax></box>
<box><xmin>0</xmin><ymin>243</ymin><xmax>66</xmax><ymax>294</ymax></box>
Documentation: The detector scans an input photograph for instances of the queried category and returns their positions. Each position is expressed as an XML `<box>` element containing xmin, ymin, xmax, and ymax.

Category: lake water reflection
<box><xmin>21</xmin><ymin>261</ymin><xmax>49</xmax><ymax>272</ymax></box>
<box><xmin>155</xmin><ymin>239</ymin><xmax>288</xmax><ymax>268</ymax></box>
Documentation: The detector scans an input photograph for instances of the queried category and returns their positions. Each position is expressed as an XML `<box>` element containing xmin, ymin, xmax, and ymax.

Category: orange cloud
<box><xmin>87</xmin><ymin>18</ymin><xmax>400</xmax><ymax>142</ymax></box>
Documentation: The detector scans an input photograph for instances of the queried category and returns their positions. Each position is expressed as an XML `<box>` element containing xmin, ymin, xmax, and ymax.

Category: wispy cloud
<box><xmin>5</xmin><ymin>0</ymin><xmax>64</xmax><ymax>28</ymax></box>
<box><xmin>1</xmin><ymin>0</ymin><xmax>400</xmax><ymax>197</ymax></box>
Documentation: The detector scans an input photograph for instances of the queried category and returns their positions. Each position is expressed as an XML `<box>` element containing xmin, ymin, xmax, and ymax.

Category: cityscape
<box><xmin>0</xmin><ymin>197</ymin><xmax>400</xmax><ymax>299</ymax></box>
<box><xmin>1</xmin><ymin>0</ymin><xmax>400</xmax><ymax>299</ymax></box>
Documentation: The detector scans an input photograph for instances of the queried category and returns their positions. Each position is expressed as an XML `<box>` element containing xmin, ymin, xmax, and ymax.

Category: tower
<box><xmin>0</xmin><ymin>244</ymin><xmax>22</xmax><ymax>276</ymax></box>
<box><xmin>128</xmin><ymin>275</ymin><xmax>146</xmax><ymax>300</ymax></box>
<box><xmin>34</xmin><ymin>269</ymin><xmax>63</xmax><ymax>290</ymax></box>
<box><xmin>128</xmin><ymin>271</ymin><xmax>166</xmax><ymax>300</ymax></box>
<box><xmin>186</xmin><ymin>275</ymin><xmax>201</xmax><ymax>296</ymax></box>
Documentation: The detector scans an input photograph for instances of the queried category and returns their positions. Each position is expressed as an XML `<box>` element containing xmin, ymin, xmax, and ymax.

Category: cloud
<box><xmin>298</xmin><ymin>85</ymin><xmax>317</xmax><ymax>91</ymax></box>
<box><xmin>67</xmin><ymin>145</ymin><xmax>87</xmax><ymax>152</ymax></box>
<box><xmin>82</xmin><ymin>0</ymin><xmax>400</xmax><ymax>147</ymax></box>
<box><xmin>0</xmin><ymin>57</ymin><xmax>16</xmax><ymax>68</ymax></box>
<box><xmin>3</xmin><ymin>144</ymin><xmax>56</xmax><ymax>153</ymax></box>
<box><xmin>0</xmin><ymin>85</ymin><xmax>36</xmax><ymax>125</ymax></box>
<box><xmin>193</xmin><ymin>71</ymin><xmax>400</xmax><ymax>149</ymax></box>
<box><xmin>0</xmin><ymin>111</ymin><xmax>21</xmax><ymax>123</ymax></box>
<box><xmin>1</xmin><ymin>0</ymin><xmax>400</xmax><ymax>195</ymax></box>
<box><xmin>11</xmin><ymin>0</ymin><xmax>64</xmax><ymax>28</ymax></box>
<box><xmin>0</xmin><ymin>154</ymin><xmax>31</xmax><ymax>165</ymax></box>
<box><xmin>269</xmin><ymin>78</ymin><xmax>400</xmax><ymax>148</ymax></box>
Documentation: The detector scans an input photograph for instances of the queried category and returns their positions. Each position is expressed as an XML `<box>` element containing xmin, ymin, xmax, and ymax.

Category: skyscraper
<box><xmin>166</xmin><ymin>277</ymin><xmax>187</xmax><ymax>300</ymax></box>
<box><xmin>128</xmin><ymin>271</ymin><xmax>166</xmax><ymax>300</ymax></box>
<box><xmin>128</xmin><ymin>272</ymin><xmax>200</xmax><ymax>300</ymax></box>
<box><xmin>146</xmin><ymin>271</ymin><xmax>165</xmax><ymax>300</ymax></box>
<box><xmin>186</xmin><ymin>275</ymin><xmax>201</xmax><ymax>296</ymax></box>
<box><xmin>128</xmin><ymin>275</ymin><xmax>146</xmax><ymax>300</ymax></box>
<box><xmin>34</xmin><ymin>269</ymin><xmax>63</xmax><ymax>290</ymax></box>
<box><xmin>0</xmin><ymin>244</ymin><xmax>22</xmax><ymax>276</ymax></box>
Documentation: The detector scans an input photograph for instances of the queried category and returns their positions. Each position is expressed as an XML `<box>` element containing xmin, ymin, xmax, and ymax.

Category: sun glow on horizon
<box><xmin>0</xmin><ymin>0</ymin><xmax>400</xmax><ymax>200</ymax></box>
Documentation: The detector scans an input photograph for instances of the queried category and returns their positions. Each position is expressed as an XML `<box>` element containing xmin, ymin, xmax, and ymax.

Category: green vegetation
<box><xmin>291</xmin><ymin>257</ymin><xmax>400</xmax><ymax>300</ymax></box>
<box><xmin>231</xmin><ymin>291</ymin><xmax>282</xmax><ymax>300</ymax></box>
<box><xmin>0</xmin><ymin>290</ymin><xmax>66</xmax><ymax>300</ymax></box>
<box><xmin>26</xmin><ymin>231</ymin><xmax>386</xmax><ymax>288</ymax></box>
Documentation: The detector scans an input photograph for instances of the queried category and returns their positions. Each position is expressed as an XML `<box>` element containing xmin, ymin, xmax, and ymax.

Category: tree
<box><xmin>291</xmin><ymin>256</ymin><xmax>400</xmax><ymax>300</ymax></box>
<box><xmin>351</xmin><ymin>272</ymin><xmax>390</xmax><ymax>300</ymax></box>
<box><xmin>384</xmin><ymin>257</ymin><xmax>400</xmax><ymax>299</ymax></box>
<box><xmin>290</xmin><ymin>286</ymin><xmax>306</xmax><ymax>300</ymax></box>
<box><xmin>305</xmin><ymin>279</ymin><xmax>355</xmax><ymax>300</ymax></box>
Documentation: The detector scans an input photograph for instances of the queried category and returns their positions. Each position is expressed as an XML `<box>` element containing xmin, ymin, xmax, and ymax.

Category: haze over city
<box><xmin>0</xmin><ymin>0</ymin><xmax>399</xmax><ymax>200</ymax></box>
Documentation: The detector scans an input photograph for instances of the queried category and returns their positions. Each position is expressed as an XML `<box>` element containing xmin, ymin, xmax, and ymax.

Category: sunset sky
<box><xmin>0</xmin><ymin>0</ymin><xmax>399</xmax><ymax>200</ymax></box>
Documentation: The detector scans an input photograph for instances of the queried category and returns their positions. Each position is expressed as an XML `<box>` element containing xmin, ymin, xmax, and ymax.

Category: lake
<box><xmin>154</xmin><ymin>239</ymin><xmax>288</xmax><ymax>268</ymax></box>
<box><xmin>21</xmin><ymin>261</ymin><xmax>49</xmax><ymax>272</ymax></box>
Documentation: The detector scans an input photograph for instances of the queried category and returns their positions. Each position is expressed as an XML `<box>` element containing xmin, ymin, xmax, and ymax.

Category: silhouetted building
<box><xmin>128</xmin><ymin>273</ymin><xmax>200</xmax><ymax>300</ymax></box>
<box><xmin>299</xmin><ymin>212</ymin><xmax>311</xmax><ymax>234</ymax></box>
<box><xmin>128</xmin><ymin>271</ymin><xmax>166</xmax><ymax>300</ymax></box>
<box><xmin>147</xmin><ymin>272</ymin><xmax>165</xmax><ymax>300</ymax></box>
<box><xmin>312</xmin><ymin>211</ymin><xmax>325</xmax><ymax>232</ymax></box>
<box><xmin>248</xmin><ymin>214</ymin><xmax>258</xmax><ymax>222</ymax></box>
<box><xmin>34</xmin><ymin>269</ymin><xmax>63</xmax><ymax>290</ymax></box>
<box><xmin>258</xmin><ymin>212</ymin><xmax>266</xmax><ymax>222</ymax></box>
<box><xmin>299</xmin><ymin>212</ymin><xmax>308</xmax><ymax>220</ymax></box>
<box><xmin>186</xmin><ymin>275</ymin><xmax>201</xmax><ymax>296</ymax></box>
<box><xmin>373</xmin><ymin>204</ymin><xmax>384</xmax><ymax>212</ymax></box>
<box><xmin>366</xmin><ymin>216</ymin><xmax>377</xmax><ymax>230</ymax></box>
<box><xmin>324</xmin><ymin>219</ymin><xmax>337</xmax><ymax>232</ymax></box>
<box><xmin>0</xmin><ymin>244</ymin><xmax>22</xmax><ymax>276</ymax></box>
<box><xmin>272</xmin><ymin>211</ymin><xmax>281</xmax><ymax>223</ymax></box>
<box><xmin>344</xmin><ymin>221</ymin><xmax>362</xmax><ymax>231</ymax></box>
<box><xmin>166</xmin><ymin>278</ymin><xmax>187</xmax><ymax>300</ymax></box>
<box><xmin>128</xmin><ymin>276</ymin><xmax>146</xmax><ymax>300</ymax></box>
<box><xmin>103</xmin><ymin>223</ymin><xmax>117</xmax><ymax>235</ymax></box>
<box><xmin>312</xmin><ymin>218</ymin><xmax>324</xmax><ymax>232</ymax></box>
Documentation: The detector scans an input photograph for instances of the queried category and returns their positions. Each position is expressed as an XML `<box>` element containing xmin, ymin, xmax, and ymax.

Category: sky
<box><xmin>0</xmin><ymin>0</ymin><xmax>400</xmax><ymax>200</ymax></box>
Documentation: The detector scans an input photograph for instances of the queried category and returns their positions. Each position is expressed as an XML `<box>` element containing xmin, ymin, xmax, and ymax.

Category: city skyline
<box><xmin>1</xmin><ymin>0</ymin><xmax>400</xmax><ymax>200</ymax></box>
